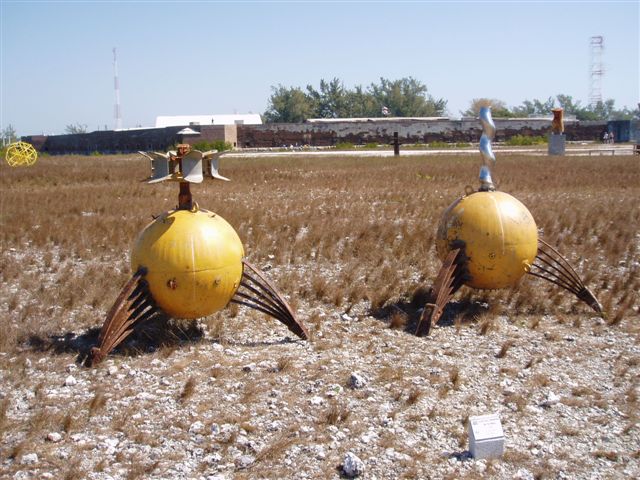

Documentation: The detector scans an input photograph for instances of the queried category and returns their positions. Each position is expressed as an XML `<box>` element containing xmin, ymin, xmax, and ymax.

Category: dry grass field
<box><xmin>1</xmin><ymin>152</ymin><xmax>639</xmax><ymax>479</ymax></box>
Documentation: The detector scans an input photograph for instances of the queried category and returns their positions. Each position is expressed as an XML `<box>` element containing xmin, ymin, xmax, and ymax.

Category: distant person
<box><xmin>603</xmin><ymin>132</ymin><xmax>609</xmax><ymax>143</ymax></box>
<box><xmin>609</xmin><ymin>132</ymin><xmax>614</xmax><ymax>144</ymax></box>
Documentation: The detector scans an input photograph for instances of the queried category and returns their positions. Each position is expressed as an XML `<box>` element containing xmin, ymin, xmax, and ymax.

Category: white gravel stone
<box><xmin>349</xmin><ymin>372</ymin><xmax>367</xmax><ymax>389</ymax></box>
<box><xmin>20</xmin><ymin>453</ymin><xmax>38</xmax><ymax>464</ymax></box>
<box><xmin>107</xmin><ymin>365</ymin><xmax>118</xmax><ymax>376</ymax></box>
<box><xmin>541</xmin><ymin>391</ymin><xmax>561</xmax><ymax>407</ymax></box>
<box><xmin>514</xmin><ymin>468</ymin><xmax>535</xmax><ymax>480</ymax></box>
<box><xmin>64</xmin><ymin>375</ymin><xmax>77</xmax><ymax>386</ymax></box>
<box><xmin>235</xmin><ymin>454</ymin><xmax>255</xmax><ymax>469</ymax></box>
<box><xmin>46</xmin><ymin>432</ymin><xmax>63</xmax><ymax>443</ymax></box>
<box><xmin>343</xmin><ymin>451</ymin><xmax>365</xmax><ymax>477</ymax></box>
<box><xmin>189</xmin><ymin>421</ymin><xmax>205</xmax><ymax>434</ymax></box>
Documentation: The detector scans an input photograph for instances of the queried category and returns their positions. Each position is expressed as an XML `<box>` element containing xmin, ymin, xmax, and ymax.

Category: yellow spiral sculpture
<box><xmin>5</xmin><ymin>142</ymin><xmax>38</xmax><ymax>167</ymax></box>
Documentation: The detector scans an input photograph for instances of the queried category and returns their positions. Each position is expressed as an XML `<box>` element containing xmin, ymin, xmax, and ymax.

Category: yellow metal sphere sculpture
<box><xmin>436</xmin><ymin>191</ymin><xmax>538</xmax><ymax>289</ymax></box>
<box><xmin>131</xmin><ymin>208</ymin><xmax>244</xmax><ymax>319</ymax></box>
<box><xmin>5</xmin><ymin>141</ymin><xmax>38</xmax><ymax>167</ymax></box>
<box><xmin>415</xmin><ymin>105</ymin><xmax>601</xmax><ymax>336</ymax></box>
<box><xmin>89</xmin><ymin>145</ymin><xmax>307</xmax><ymax>366</ymax></box>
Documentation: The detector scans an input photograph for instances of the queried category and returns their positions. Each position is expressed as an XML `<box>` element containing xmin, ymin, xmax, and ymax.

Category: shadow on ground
<box><xmin>23</xmin><ymin>314</ymin><xmax>205</xmax><ymax>366</ymax></box>
<box><xmin>370</xmin><ymin>286</ymin><xmax>490</xmax><ymax>335</ymax></box>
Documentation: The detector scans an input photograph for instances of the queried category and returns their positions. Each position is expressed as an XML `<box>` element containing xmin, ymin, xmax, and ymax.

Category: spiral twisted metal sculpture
<box><xmin>415</xmin><ymin>103</ymin><xmax>603</xmax><ymax>336</ymax></box>
<box><xmin>478</xmin><ymin>106</ymin><xmax>496</xmax><ymax>191</ymax></box>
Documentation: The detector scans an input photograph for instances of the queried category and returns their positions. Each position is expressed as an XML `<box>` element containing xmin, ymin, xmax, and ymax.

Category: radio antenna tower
<box><xmin>589</xmin><ymin>36</ymin><xmax>604</xmax><ymax>107</ymax></box>
<box><xmin>113</xmin><ymin>47</ymin><xmax>123</xmax><ymax>130</ymax></box>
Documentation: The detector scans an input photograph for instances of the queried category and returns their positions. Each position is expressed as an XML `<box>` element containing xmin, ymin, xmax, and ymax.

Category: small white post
<box><xmin>468</xmin><ymin>413</ymin><xmax>505</xmax><ymax>459</ymax></box>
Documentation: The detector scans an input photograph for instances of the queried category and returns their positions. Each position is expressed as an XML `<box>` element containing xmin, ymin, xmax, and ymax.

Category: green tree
<box><xmin>264</xmin><ymin>77</ymin><xmax>446</xmax><ymax>122</ymax></box>
<box><xmin>369</xmin><ymin>77</ymin><xmax>447</xmax><ymax>117</ymax></box>
<box><xmin>65</xmin><ymin>123</ymin><xmax>88</xmax><ymax>134</ymax></box>
<box><xmin>461</xmin><ymin>98</ymin><xmax>517</xmax><ymax>118</ymax></box>
<box><xmin>263</xmin><ymin>85</ymin><xmax>315</xmax><ymax>123</ymax></box>
<box><xmin>609</xmin><ymin>105</ymin><xmax>640</xmax><ymax>120</ymax></box>
<box><xmin>306</xmin><ymin>78</ymin><xmax>349</xmax><ymax>118</ymax></box>
<box><xmin>511</xmin><ymin>97</ymin><xmax>555</xmax><ymax>116</ymax></box>
<box><xmin>342</xmin><ymin>85</ymin><xmax>378</xmax><ymax>117</ymax></box>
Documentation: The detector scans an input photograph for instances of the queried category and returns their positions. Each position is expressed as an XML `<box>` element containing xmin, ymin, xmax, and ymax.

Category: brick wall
<box><xmin>23</xmin><ymin>119</ymin><xmax>607</xmax><ymax>154</ymax></box>
<box><xmin>237</xmin><ymin>119</ymin><xmax>607</xmax><ymax>148</ymax></box>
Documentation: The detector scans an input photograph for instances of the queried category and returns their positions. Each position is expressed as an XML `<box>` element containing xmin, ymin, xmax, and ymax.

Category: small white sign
<box><xmin>470</xmin><ymin>414</ymin><xmax>504</xmax><ymax>440</ymax></box>
<box><xmin>468</xmin><ymin>413</ymin><xmax>505</xmax><ymax>459</ymax></box>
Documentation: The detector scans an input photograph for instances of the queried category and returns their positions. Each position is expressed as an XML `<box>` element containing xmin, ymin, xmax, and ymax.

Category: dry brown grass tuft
<box><xmin>179</xmin><ymin>376</ymin><xmax>197</xmax><ymax>403</ymax></box>
<box><xmin>406</xmin><ymin>387</ymin><xmax>422</xmax><ymax>406</ymax></box>
<box><xmin>88</xmin><ymin>389</ymin><xmax>107</xmax><ymax>418</ymax></box>
<box><xmin>62</xmin><ymin>413</ymin><xmax>75</xmax><ymax>433</ymax></box>
<box><xmin>504</xmin><ymin>393</ymin><xmax>528</xmax><ymax>412</ymax></box>
<box><xmin>126</xmin><ymin>459</ymin><xmax>160</xmax><ymax>479</ymax></box>
<box><xmin>559</xmin><ymin>423</ymin><xmax>580</xmax><ymax>436</ymax></box>
<box><xmin>0</xmin><ymin>399</ymin><xmax>8</xmax><ymax>432</ymax></box>
<box><xmin>449</xmin><ymin>366</ymin><xmax>462</xmax><ymax>389</ymax></box>
<box><xmin>478</xmin><ymin>314</ymin><xmax>495</xmax><ymax>335</ymax></box>
<box><xmin>8</xmin><ymin>441</ymin><xmax>25</xmax><ymax>461</ymax></box>
<box><xmin>525</xmin><ymin>355</ymin><xmax>542</xmax><ymax>369</ymax></box>
<box><xmin>496</xmin><ymin>340</ymin><xmax>514</xmax><ymax>358</ymax></box>
<box><xmin>321</xmin><ymin>401</ymin><xmax>350</xmax><ymax>425</ymax></box>
<box><xmin>591</xmin><ymin>450</ymin><xmax>619</xmax><ymax>461</ymax></box>
<box><xmin>389</xmin><ymin>309</ymin><xmax>408</xmax><ymax>330</ymax></box>
<box><xmin>276</xmin><ymin>356</ymin><xmax>292</xmax><ymax>372</ymax></box>
<box><xmin>254</xmin><ymin>430</ymin><xmax>298</xmax><ymax>464</ymax></box>
<box><xmin>64</xmin><ymin>460</ymin><xmax>84</xmax><ymax>480</ymax></box>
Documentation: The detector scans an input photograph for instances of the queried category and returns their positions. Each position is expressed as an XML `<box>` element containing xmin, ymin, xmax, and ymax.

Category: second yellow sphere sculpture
<box><xmin>131</xmin><ymin>207</ymin><xmax>244</xmax><ymax>319</ymax></box>
<box><xmin>436</xmin><ymin>191</ymin><xmax>538</xmax><ymax>289</ymax></box>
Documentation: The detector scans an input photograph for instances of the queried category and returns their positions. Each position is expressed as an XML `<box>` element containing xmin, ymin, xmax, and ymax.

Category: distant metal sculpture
<box><xmin>478</xmin><ymin>106</ymin><xmax>496</xmax><ymax>191</ymax></box>
<box><xmin>89</xmin><ymin>144</ymin><xmax>308</xmax><ymax>365</ymax></box>
<box><xmin>551</xmin><ymin>108</ymin><xmax>564</xmax><ymax>134</ymax></box>
<box><xmin>415</xmin><ymin>105</ymin><xmax>601</xmax><ymax>336</ymax></box>
<box><xmin>5</xmin><ymin>141</ymin><xmax>38</xmax><ymax>167</ymax></box>
<box><xmin>549</xmin><ymin>108</ymin><xmax>566</xmax><ymax>155</ymax></box>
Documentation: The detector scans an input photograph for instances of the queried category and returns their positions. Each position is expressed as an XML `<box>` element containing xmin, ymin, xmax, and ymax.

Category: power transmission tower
<box><xmin>113</xmin><ymin>48</ymin><xmax>123</xmax><ymax>130</ymax></box>
<box><xmin>589</xmin><ymin>36</ymin><xmax>604</xmax><ymax>107</ymax></box>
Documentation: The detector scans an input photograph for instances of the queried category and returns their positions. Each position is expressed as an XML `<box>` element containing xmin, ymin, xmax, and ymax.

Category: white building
<box><xmin>155</xmin><ymin>114</ymin><xmax>262</xmax><ymax>128</ymax></box>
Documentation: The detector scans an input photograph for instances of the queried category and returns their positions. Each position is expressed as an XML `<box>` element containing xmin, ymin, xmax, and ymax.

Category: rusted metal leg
<box><xmin>415</xmin><ymin>248</ymin><xmax>469</xmax><ymax>336</ymax></box>
<box><xmin>89</xmin><ymin>268</ymin><xmax>159</xmax><ymax>366</ymax></box>
<box><xmin>231</xmin><ymin>260</ymin><xmax>308</xmax><ymax>340</ymax></box>
<box><xmin>528</xmin><ymin>238</ymin><xmax>603</xmax><ymax>313</ymax></box>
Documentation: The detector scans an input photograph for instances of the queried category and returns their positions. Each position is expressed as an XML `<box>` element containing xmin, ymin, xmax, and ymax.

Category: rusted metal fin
<box><xmin>529</xmin><ymin>238</ymin><xmax>603</xmax><ymax>313</ymax></box>
<box><xmin>89</xmin><ymin>268</ymin><xmax>158</xmax><ymax>366</ymax></box>
<box><xmin>230</xmin><ymin>260</ymin><xmax>308</xmax><ymax>340</ymax></box>
<box><xmin>415</xmin><ymin>248</ymin><xmax>468</xmax><ymax>336</ymax></box>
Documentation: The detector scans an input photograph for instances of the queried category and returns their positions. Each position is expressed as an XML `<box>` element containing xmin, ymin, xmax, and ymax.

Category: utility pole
<box><xmin>589</xmin><ymin>36</ymin><xmax>604</xmax><ymax>107</ymax></box>
<box><xmin>113</xmin><ymin>47</ymin><xmax>123</xmax><ymax>130</ymax></box>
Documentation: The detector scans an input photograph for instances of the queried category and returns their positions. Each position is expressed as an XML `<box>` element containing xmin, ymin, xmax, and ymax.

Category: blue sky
<box><xmin>1</xmin><ymin>0</ymin><xmax>638</xmax><ymax>135</ymax></box>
